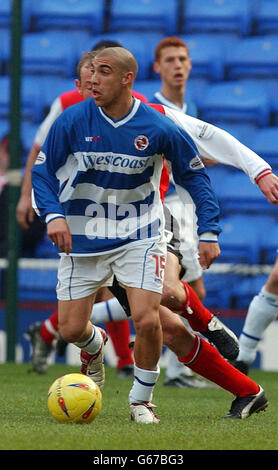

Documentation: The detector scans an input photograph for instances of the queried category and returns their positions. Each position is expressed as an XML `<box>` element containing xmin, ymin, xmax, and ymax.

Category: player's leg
<box><xmin>162</xmin><ymin>252</ymin><xmax>212</xmax><ymax>387</ymax></box>
<box><xmin>57</xmin><ymin>255</ymin><xmax>112</xmax><ymax>390</ymax></box>
<box><xmin>126</xmin><ymin>286</ymin><xmax>162</xmax><ymax>424</ymax></box>
<box><xmin>113</xmin><ymin>240</ymin><xmax>165</xmax><ymax>423</ymax></box>
<box><xmin>188</xmin><ymin>276</ymin><xmax>206</xmax><ymax>302</ymax></box>
<box><xmin>159</xmin><ymin>305</ymin><xmax>268</xmax><ymax>419</ymax></box>
<box><xmin>162</xmin><ymin>251</ymin><xmax>239</xmax><ymax>360</ymax></box>
<box><xmin>96</xmin><ymin>287</ymin><xmax>133</xmax><ymax>377</ymax></box>
<box><xmin>26</xmin><ymin>309</ymin><xmax>59</xmax><ymax>374</ymax></box>
<box><xmin>232</xmin><ymin>257</ymin><xmax>278</xmax><ymax>374</ymax></box>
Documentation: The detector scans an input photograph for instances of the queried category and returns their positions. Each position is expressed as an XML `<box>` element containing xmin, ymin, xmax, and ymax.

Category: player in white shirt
<box><xmin>150</xmin><ymin>35</ymin><xmax>278</xmax><ymax>387</ymax></box>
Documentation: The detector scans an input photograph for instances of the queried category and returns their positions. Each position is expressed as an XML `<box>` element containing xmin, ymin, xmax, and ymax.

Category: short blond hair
<box><xmin>76</xmin><ymin>51</ymin><xmax>96</xmax><ymax>79</ymax></box>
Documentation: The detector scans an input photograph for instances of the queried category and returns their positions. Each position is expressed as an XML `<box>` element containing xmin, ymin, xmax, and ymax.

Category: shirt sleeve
<box><xmin>162</xmin><ymin>123</ymin><xmax>221</xmax><ymax>237</ymax></box>
<box><xmin>163</xmin><ymin>107</ymin><xmax>271</xmax><ymax>183</ymax></box>
<box><xmin>31</xmin><ymin>114</ymin><xmax>72</xmax><ymax>222</ymax></box>
<box><xmin>33</xmin><ymin>97</ymin><xmax>63</xmax><ymax>149</ymax></box>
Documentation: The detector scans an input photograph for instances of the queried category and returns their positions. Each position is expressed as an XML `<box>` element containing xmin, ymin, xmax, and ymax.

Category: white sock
<box><xmin>129</xmin><ymin>364</ymin><xmax>160</xmax><ymax>404</ymax></box>
<box><xmin>74</xmin><ymin>325</ymin><xmax>103</xmax><ymax>355</ymax></box>
<box><xmin>91</xmin><ymin>298</ymin><xmax>127</xmax><ymax>323</ymax></box>
<box><xmin>165</xmin><ymin>349</ymin><xmax>193</xmax><ymax>378</ymax></box>
<box><xmin>238</xmin><ymin>286</ymin><xmax>278</xmax><ymax>364</ymax></box>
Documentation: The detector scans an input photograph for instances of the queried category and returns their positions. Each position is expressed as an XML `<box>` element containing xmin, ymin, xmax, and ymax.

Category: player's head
<box><xmin>91</xmin><ymin>47</ymin><xmax>138</xmax><ymax>108</ymax></box>
<box><xmin>75</xmin><ymin>41</ymin><xmax>124</xmax><ymax>99</ymax></box>
<box><xmin>75</xmin><ymin>51</ymin><xmax>96</xmax><ymax>99</ymax></box>
<box><xmin>153</xmin><ymin>36</ymin><xmax>192</xmax><ymax>88</ymax></box>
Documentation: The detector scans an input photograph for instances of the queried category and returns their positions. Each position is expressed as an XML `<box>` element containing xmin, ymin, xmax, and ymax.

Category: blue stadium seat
<box><xmin>205</xmin><ymin>166</ymin><xmax>233</xmax><ymax>198</ymax></box>
<box><xmin>198</xmin><ymin>81</ymin><xmax>271</xmax><ymax>127</ymax></box>
<box><xmin>254</xmin><ymin>0</ymin><xmax>278</xmax><ymax>34</ymax></box>
<box><xmin>179</xmin><ymin>34</ymin><xmax>225</xmax><ymax>81</ymax></box>
<box><xmin>43</xmin><ymin>29</ymin><xmax>92</xmax><ymax>63</ymax></box>
<box><xmin>232</xmin><ymin>275</ymin><xmax>269</xmax><ymax>309</ymax></box>
<box><xmin>215</xmin><ymin>172</ymin><xmax>274</xmax><ymax>215</ymax></box>
<box><xmin>249</xmin><ymin>127</ymin><xmax>278</xmax><ymax>170</ymax></box>
<box><xmin>21</xmin><ymin>76</ymin><xmax>46</xmax><ymax>123</ymax></box>
<box><xmin>133</xmin><ymin>80</ymin><xmax>162</xmax><ymax>102</ymax></box>
<box><xmin>225</xmin><ymin>36</ymin><xmax>278</xmax><ymax>80</ymax></box>
<box><xmin>34</xmin><ymin>234</ymin><xmax>59</xmax><ymax>259</ymax></box>
<box><xmin>37</xmin><ymin>76</ymin><xmax>77</xmax><ymax>116</ymax></box>
<box><xmin>0</xmin><ymin>0</ymin><xmax>10</xmax><ymax>29</ymax></box>
<box><xmin>30</xmin><ymin>0</ymin><xmax>105</xmax><ymax>34</ymax></box>
<box><xmin>84</xmin><ymin>32</ymin><xmax>164</xmax><ymax>80</ymax></box>
<box><xmin>0</xmin><ymin>76</ymin><xmax>42</xmax><ymax>123</ymax></box>
<box><xmin>186</xmin><ymin>78</ymin><xmax>209</xmax><ymax>107</ymax></box>
<box><xmin>0</xmin><ymin>0</ymin><xmax>33</xmax><ymax>31</ymax></box>
<box><xmin>202</xmin><ymin>272</ymin><xmax>242</xmax><ymax>309</ymax></box>
<box><xmin>22</xmin><ymin>32</ymin><xmax>77</xmax><ymax>78</ymax></box>
<box><xmin>20</xmin><ymin>122</ymin><xmax>38</xmax><ymax>163</ymax></box>
<box><xmin>264</xmin><ymin>79</ymin><xmax>278</xmax><ymax>125</ymax></box>
<box><xmin>18</xmin><ymin>268</ymin><xmax>58</xmax><ymax>302</ymax></box>
<box><xmin>213</xmin><ymin>122</ymin><xmax>256</xmax><ymax>147</ymax></box>
<box><xmin>18</xmin><ymin>269</ymin><xmax>57</xmax><ymax>302</ymax></box>
<box><xmin>109</xmin><ymin>0</ymin><xmax>179</xmax><ymax>35</ymax></box>
<box><xmin>0</xmin><ymin>119</ymin><xmax>8</xmax><ymax>141</ymax></box>
<box><xmin>0</xmin><ymin>29</ymin><xmax>10</xmax><ymax>73</ymax></box>
<box><xmin>182</xmin><ymin>0</ymin><xmax>253</xmax><ymax>35</ymax></box>
<box><xmin>218</xmin><ymin>214</ymin><xmax>262</xmax><ymax>265</ymax></box>
<box><xmin>259</xmin><ymin>222</ymin><xmax>278</xmax><ymax>265</ymax></box>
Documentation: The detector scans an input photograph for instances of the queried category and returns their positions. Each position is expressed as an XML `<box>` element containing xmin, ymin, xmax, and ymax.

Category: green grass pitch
<box><xmin>0</xmin><ymin>363</ymin><xmax>277</xmax><ymax>451</ymax></box>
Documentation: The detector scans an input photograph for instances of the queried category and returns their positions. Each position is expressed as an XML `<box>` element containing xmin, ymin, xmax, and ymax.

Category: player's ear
<box><xmin>153</xmin><ymin>61</ymin><xmax>160</xmax><ymax>75</ymax></box>
<box><xmin>75</xmin><ymin>79</ymin><xmax>81</xmax><ymax>95</ymax></box>
<box><xmin>122</xmin><ymin>71</ymin><xmax>134</xmax><ymax>86</ymax></box>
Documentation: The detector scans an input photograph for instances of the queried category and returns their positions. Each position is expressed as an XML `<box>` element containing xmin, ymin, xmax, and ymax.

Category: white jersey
<box><xmin>33</xmin><ymin>97</ymin><xmax>63</xmax><ymax>149</ymax></box>
<box><xmin>162</xmin><ymin>106</ymin><xmax>271</xmax><ymax>183</ymax></box>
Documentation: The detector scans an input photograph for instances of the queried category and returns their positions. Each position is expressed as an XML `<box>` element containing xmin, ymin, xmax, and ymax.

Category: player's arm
<box><xmin>16</xmin><ymin>144</ymin><xmax>40</xmax><ymax>229</ymax></box>
<box><xmin>31</xmin><ymin>116</ymin><xmax>72</xmax><ymax>254</ymax></box>
<box><xmin>162</xmin><ymin>107</ymin><xmax>278</xmax><ymax>204</ymax></box>
<box><xmin>17</xmin><ymin>97</ymin><xmax>63</xmax><ymax>229</ymax></box>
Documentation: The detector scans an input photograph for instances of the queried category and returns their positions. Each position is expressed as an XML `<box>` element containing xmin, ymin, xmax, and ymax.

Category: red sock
<box><xmin>105</xmin><ymin>320</ymin><xmax>134</xmax><ymax>370</ymax></box>
<box><xmin>178</xmin><ymin>281</ymin><xmax>212</xmax><ymax>333</ymax></box>
<box><xmin>40</xmin><ymin>310</ymin><xmax>59</xmax><ymax>345</ymax></box>
<box><xmin>179</xmin><ymin>335</ymin><xmax>259</xmax><ymax>397</ymax></box>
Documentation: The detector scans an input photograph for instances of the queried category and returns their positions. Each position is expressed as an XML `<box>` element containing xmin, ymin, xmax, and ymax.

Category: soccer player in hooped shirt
<box><xmin>31</xmin><ymin>46</ymin><xmax>222</xmax><ymax>424</ymax></box>
<box><xmin>20</xmin><ymin>43</ymin><xmax>145</xmax><ymax>376</ymax></box>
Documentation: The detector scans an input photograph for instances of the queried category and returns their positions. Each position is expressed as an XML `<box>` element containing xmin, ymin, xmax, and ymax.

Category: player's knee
<box><xmin>162</xmin><ymin>280</ymin><xmax>179</xmax><ymax>303</ymax></box>
<box><xmin>163</xmin><ymin>322</ymin><xmax>195</xmax><ymax>355</ymax></box>
<box><xmin>161</xmin><ymin>279</ymin><xmax>185</xmax><ymax>310</ymax></box>
<box><xmin>133</xmin><ymin>312</ymin><xmax>161</xmax><ymax>338</ymax></box>
<box><xmin>163</xmin><ymin>320</ymin><xmax>184</xmax><ymax>348</ymax></box>
<box><xmin>59</xmin><ymin>323</ymin><xmax>84</xmax><ymax>343</ymax></box>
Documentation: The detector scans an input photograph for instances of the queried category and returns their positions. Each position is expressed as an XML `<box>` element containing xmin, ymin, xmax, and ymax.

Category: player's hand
<box><xmin>257</xmin><ymin>173</ymin><xmax>278</xmax><ymax>204</ymax></box>
<box><xmin>198</xmin><ymin>241</ymin><xmax>220</xmax><ymax>270</ymax></box>
<box><xmin>16</xmin><ymin>194</ymin><xmax>34</xmax><ymax>229</ymax></box>
<box><xmin>47</xmin><ymin>218</ymin><xmax>72</xmax><ymax>255</ymax></box>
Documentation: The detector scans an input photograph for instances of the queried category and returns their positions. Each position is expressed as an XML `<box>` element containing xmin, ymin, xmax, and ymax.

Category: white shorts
<box><xmin>56</xmin><ymin>238</ymin><xmax>167</xmax><ymax>301</ymax></box>
<box><xmin>165</xmin><ymin>192</ymin><xmax>202</xmax><ymax>283</ymax></box>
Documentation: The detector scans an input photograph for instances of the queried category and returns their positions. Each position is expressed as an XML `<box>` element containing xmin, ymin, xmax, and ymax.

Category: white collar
<box><xmin>154</xmin><ymin>92</ymin><xmax>187</xmax><ymax>113</ymax></box>
<box><xmin>98</xmin><ymin>98</ymin><xmax>141</xmax><ymax>128</ymax></box>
